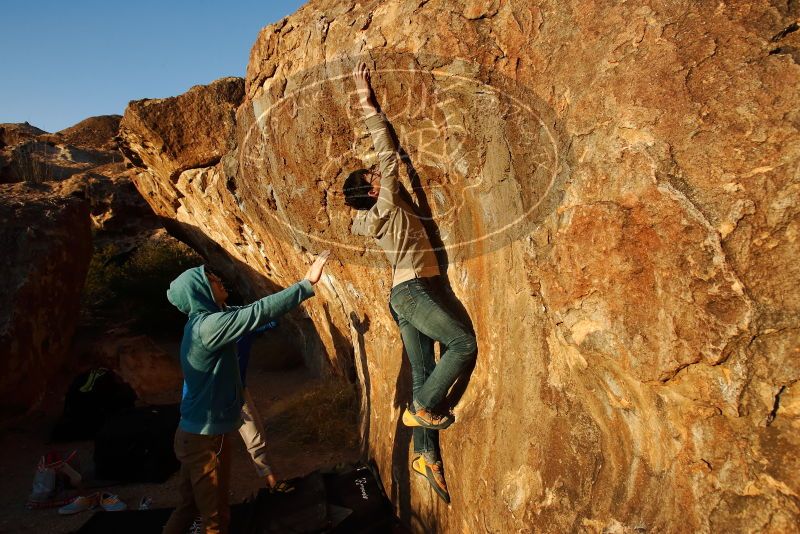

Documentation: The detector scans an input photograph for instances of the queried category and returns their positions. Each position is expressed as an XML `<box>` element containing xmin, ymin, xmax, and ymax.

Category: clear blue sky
<box><xmin>0</xmin><ymin>1</ymin><xmax>307</xmax><ymax>132</ymax></box>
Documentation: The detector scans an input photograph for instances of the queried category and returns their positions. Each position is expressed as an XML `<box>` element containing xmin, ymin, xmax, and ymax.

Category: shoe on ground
<box><xmin>58</xmin><ymin>493</ymin><xmax>98</xmax><ymax>515</ymax></box>
<box><xmin>412</xmin><ymin>456</ymin><xmax>451</xmax><ymax>504</ymax></box>
<box><xmin>402</xmin><ymin>406</ymin><xmax>454</xmax><ymax>430</ymax></box>
<box><xmin>269</xmin><ymin>480</ymin><xmax>295</xmax><ymax>494</ymax></box>
<box><xmin>99</xmin><ymin>492</ymin><xmax>127</xmax><ymax>511</ymax></box>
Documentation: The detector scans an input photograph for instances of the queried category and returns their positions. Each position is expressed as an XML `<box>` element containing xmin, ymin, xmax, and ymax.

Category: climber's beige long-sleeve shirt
<box><xmin>351</xmin><ymin>112</ymin><xmax>441</xmax><ymax>288</ymax></box>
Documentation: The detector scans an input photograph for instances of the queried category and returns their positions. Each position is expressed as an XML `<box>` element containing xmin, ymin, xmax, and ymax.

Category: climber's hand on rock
<box><xmin>353</xmin><ymin>62</ymin><xmax>372</xmax><ymax>100</ymax></box>
<box><xmin>353</xmin><ymin>62</ymin><xmax>378</xmax><ymax>115</ymax></box>
<box><xmin>304</xmin><ymin>250</ymin><xmax>330</xmax><ymax>285</ymax></box>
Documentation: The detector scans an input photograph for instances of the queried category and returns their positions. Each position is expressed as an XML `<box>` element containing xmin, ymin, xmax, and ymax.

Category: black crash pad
<box><xmin>74</xmin><ymin>463</ymin><xmax>399</xmax><ymax>534</ymax></box>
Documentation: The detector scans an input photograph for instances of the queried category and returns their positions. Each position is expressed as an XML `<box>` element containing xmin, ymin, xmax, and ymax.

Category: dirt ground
<box><xmin>0</xmin><ymin>363</ymin><xmax>359</xmax><ymax>534</ymax></box>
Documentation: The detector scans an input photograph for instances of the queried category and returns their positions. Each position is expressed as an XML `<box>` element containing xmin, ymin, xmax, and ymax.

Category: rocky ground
<box><xmin>0</xmin><ymin>361</ymin><xmax>359</xmax><ymax>534</ymax></box>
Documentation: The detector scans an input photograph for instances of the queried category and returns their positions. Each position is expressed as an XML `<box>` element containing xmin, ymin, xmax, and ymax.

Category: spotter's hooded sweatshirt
<box><xmin>166</xmin><ymin>266</ymin><xmax>314</xmax><ymax>435</ymax></box>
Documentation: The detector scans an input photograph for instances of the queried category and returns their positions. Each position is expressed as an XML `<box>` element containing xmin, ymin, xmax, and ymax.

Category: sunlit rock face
<box><xmin>0</xmin><ymin>116</ymin><xmax>122</xmax><ymax>183</ymax></box>
<box><xmin>119</xmin><ymin>0</ymin><xmax>800</xmax><ymax>531</ymax></box>
<box><xmin>0</xmin><ymin>182</ymin><xmax>92</xmax><ymax>416</ymax></box>
<box><xmin>0</xmin><ymin>115</ymin><xmax>159</xmax><ymax>250</ymax></box>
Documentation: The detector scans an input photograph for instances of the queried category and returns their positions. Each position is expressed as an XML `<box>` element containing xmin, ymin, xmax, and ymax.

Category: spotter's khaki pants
<box><xmin>162</xmin><ymin>428</ymin><xmax>233</xmax><ymax>534</ymax></box>
<box><xmin>239</xmin><ymin>388</ymin><xmax>272</xmax><ymax>478</ymax></box>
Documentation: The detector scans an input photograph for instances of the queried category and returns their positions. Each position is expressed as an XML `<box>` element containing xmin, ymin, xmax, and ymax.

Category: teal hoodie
<box><xmin>166</xmin><ymin>265</ymin><xmax>314</xmax><ymax>435</ymax></box>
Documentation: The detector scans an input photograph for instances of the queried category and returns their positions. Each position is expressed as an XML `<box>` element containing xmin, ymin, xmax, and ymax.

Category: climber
<box><xmin>342</xmin><ymin>62</ymin><xmax>477</xmax><ymax>504</ymax></box>
<box><xmin>162</xmin><ymin>251</ymin><xmax>329</xmax><ymax>534</ymax></box>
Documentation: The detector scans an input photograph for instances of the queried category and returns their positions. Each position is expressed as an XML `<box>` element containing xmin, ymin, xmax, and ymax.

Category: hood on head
<box><xmin>166</xmin><ymin>265</ymin><xmax>219</xmax><ymax>316</ymax></box>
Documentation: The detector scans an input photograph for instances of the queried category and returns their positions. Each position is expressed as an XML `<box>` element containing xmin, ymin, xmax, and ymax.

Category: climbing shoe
<box><xmin>402</xmin><ymin>405</ymin><xmax>453</xmax><ymax>430</ymax></box>
<box><xmin>412</xmin><ymin>456</ymin><xmax>451</xmax><ymax>504</ymax></box>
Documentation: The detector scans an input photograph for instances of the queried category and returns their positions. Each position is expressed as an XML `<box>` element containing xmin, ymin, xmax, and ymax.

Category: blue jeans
<box><xmin>389</xmin><ymin>277</ymin><xmax>477</xmax><ymax>456</ymax></box>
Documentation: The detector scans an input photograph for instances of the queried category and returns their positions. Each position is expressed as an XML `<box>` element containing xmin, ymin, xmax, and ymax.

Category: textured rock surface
<box><xmin>118</xmin><ymin>78</ymin><xmax>244</xmax><ymax>182</ymax></box>
<box><xmin>57</xmin><ymin>115</ymin><xmax>123</xmax><ymax>152</ymax></box>
<box><xmin>0</xmin><ymin>116</ymin><xmax>164</xmax><ymax>416</ymax></box>
<box><xmin>120</xmin><ymin>1</ymin><xmax>800</xmax><ymax>531</ymax></box>
<box><xmin>83</xmin><ymin>333</ymin><xmax>183</xmax><ymax>401</ymax></box>
<box><xmin>57</xmin><ymin>162</ymin><xmax>162</xmax><ymax>250</ymax></box>
<box><xmin>0</xmin><ymin>116</ymin><xmax>122</xmax><ymax>183</ymax></box>
<box><xmin>0</xmin><ymin>115</ymin><xmax>158</xmax><ymax>248</ymax></box>
<box><xmin>0</xmin><ymin>182</ymin><xmax>92</xmax><ymax>416</ymax></box>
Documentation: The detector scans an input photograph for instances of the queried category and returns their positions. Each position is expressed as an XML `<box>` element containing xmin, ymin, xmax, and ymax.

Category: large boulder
<box><xmin>1</xmin><ymin>116</ymin><xmax>161</xmax><ymax>250</ymax></box>
<box><xmin>0</xmin><ymin>116</ymin><xmax>122</xmax><ymax>184</ymax></box>
<box><xmin>119</xmin><ymin>1</ymin><xmax>800</xmax><ymax>531</ymax></box>
<box><xmin>57</xmin><ymin>115</ymin><xmax>123</xmax><ymax>152</ymax></box>
<box><xmin>79</xmin><ymin>331</ymin><xmax>183</xmax><ymax>402</ymax></box>
<box><xmin>118</xmin><ymin>78</ymin><xmax>244</xmax><ymax>182</ymax></box>
<box><xmin>0</xmin><ymin>182</ymin><xmax>92</xmax><ymax>416</ymax></box>
<box><xmin>0</xmin><ymin>116</ymin><xmax>170</xmax><ymax>417</ymax></box>
<box><xmin>57</xmin><ymin>162</ymin><xmax>162</xmax><ymax>250</ymax></box>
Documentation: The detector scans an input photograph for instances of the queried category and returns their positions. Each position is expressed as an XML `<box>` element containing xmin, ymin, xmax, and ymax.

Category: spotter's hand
<box><xmin>304</xmin><ymin>250</ymin><xmax>331</xmax><ymax>285</ymax></box>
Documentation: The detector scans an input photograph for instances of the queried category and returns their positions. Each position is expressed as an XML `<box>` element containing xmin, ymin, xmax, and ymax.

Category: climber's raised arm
<box><xmin>351</xmin><ymin>62</ymin><xmax>401</xmax><ymax>214</ymax></box>
<box><xmin>354</xmin><ymin>62</ymin><xmax>379</xmax><ymax>117</ymax></box>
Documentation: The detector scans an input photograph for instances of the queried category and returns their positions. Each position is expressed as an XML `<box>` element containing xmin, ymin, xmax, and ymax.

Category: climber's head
<box><xmin>343</xmin><ymin>166</ymin><xmax>379</xmax><ymax>211</ymax></box>
<box><xmin>166</xmin><ymin>265</ymin><xmax>227</xmax><ymax>315</ymax></box>
<box><xmin>205</xmin><ymin>269</ymin><xmax>229</xmax><ymax>308</ymax></box>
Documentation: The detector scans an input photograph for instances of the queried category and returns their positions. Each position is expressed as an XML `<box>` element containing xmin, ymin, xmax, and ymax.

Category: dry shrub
<box><xmin>82</xmin><ymin>235</ymin><xmax>202</xmax><ymax>336</ymax></box>
<box><xmin>269</xmin><ymin>380</ymin><xmax>359</xmax><ymax>450</ymax></box>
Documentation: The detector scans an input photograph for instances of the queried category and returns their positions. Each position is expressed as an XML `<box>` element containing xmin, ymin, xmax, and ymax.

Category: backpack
<box><xmin>51</xmin><ymin>368</ymin><xmax>137</xmax><ymax>442</ymax></box>
<box><xmin>26</xmin><ymin>450</ymin><xmax>81</xmax><ymax>509</ymax></box>
<box><xmin>93</xmin><ymin>404</ymin><xmax>180</xmax><ymax>483</ymax></box>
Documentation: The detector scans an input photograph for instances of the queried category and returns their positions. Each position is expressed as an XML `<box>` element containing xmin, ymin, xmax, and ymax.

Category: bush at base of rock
<box><xmin>82</xmin><ymin>233</ymin><xmax>201</xmax><ymax>337</ymax></box>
